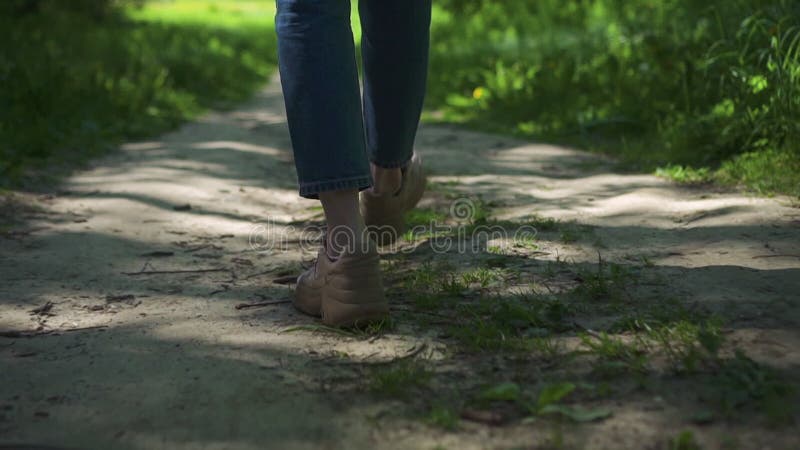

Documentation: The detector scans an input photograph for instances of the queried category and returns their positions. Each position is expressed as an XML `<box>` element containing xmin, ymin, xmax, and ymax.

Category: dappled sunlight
<box><xmin>121</xmin><ymin>141</ymin><xmax>165</xmax><ymax>152</ymax></box>
<box><xmin>148</xmin><ymin>314</ymin><xmax>442</xmax><ymax>366</ymax></box>
<box><xmin>2</xmin><ymin>0</ymin><xmax>798</xmax><ymax>446</ymax></box>
<box><xmin>191</xmin><ymin>140</ymin><xmax>286</xmax><ymax>157</ymax></box>
<box><xmin>229</xmin><ymin>110</ymin><xmax>287</xmax><ymax>128</ymax></box>
<box><xmin>3</xmin><ymin>69</ymin><xmax>799</xmax><ymax>449</ymax></box>
<box><xmin>420</xmin><ymin>128</ymin><xmax>800</xmax><ymax>274</ymax></box>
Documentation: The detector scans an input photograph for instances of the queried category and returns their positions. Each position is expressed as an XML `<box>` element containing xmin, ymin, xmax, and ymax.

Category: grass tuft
<box><xmin>368</xmin><ymin>360</ymin><xmax>432</xmax><ymax>398</ymax></box>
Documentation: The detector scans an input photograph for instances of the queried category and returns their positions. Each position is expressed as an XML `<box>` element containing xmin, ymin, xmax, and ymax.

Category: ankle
<box><xmin>319</xmin><ymin>188</ymin><xmax>367</xmax><ymax>259</ymax></box>
<box><xmin>325</xmin><ymin>221</ymin><xmax>366</xmax><ymax>260</ymax></box>
<box><xmin>371</xmin><ymin>164</ymin><xmax>401</xmax><ymax>195</ymax></box>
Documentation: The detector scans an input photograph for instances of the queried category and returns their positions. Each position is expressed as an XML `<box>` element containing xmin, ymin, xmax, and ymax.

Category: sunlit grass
<box><xmin>0</xmin><ymin>0</ymin><xmax>277</xmax><ymax>186</ymax></box>
<box><xmin>128</xmin><ymin>0</ymin><xmax>276</xmax><ymax>28</ymax></box>
<box><xmin>655</xmin><ymin>165</ymin><xmax>712</xmax><ymax>185</ymax></box>
<box><xmin>424</xmin><ymin>0</ymin><xmax>800</xmax><ymax>197</ymax></box>
<box><xmin>716</xmin><ymin>148</ymin><xmax>800</xmax><ymax>197</ymax></box>
<box><xmin>4</xmin><ymin>0</ymin><xmax>798</xmax><ymax>198</ymax></box>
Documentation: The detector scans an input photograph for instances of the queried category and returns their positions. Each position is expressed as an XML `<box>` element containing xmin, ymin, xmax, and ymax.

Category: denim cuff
<box><xmin>298</xmin><ymin>174</ymin><xmax>373</xmax><ymax>199</ymax></box>
<box><xmin>369</xmin><ymin>155</ymin><xmax>412</xmax><ymax>170</ymax></box>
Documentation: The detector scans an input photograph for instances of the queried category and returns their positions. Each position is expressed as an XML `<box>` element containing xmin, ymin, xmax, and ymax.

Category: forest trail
<box><xmin>2</xmin><ymin>76</ymin><xmax>799</xmax><ymax>449</ymax></box>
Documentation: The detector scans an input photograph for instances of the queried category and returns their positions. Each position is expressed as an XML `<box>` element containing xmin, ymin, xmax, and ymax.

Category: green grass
<box><xmin>572</xmin><ymin>257</ymin><xmax>635</xmax><ymax>304</ymax></box>
<box><xmin>460</xmin><ymin>267</ymin><xmax>506</xmax><ymax>288</ymax></box>
<box><xmin>669</xmin><ymin>431</ymin><xmax>702</xmax><ymax>450</ymax></box>
<box><xmin>707</xmin><ymin>350</ymin><xmax>796</xmax><ymax>424</ymax></box>
<box><xmin>127</xmin><ymin>0</ymin><xmax>275</xmax><ymax>27</ymax></box>
<box><xmin>448</xmin><ymin>291</ymin><xmax>576</xmax><ymax>351</ymax></box>
<box><xmin>426</xmin><ymin>405</ymin><xmax>460</xmax><ymax>430</ymax></box>
<box><xmin>0</xmin><ymin>0</ymin><xmax>277</xmax><ymax>186</ymax></box>
<box><xmin>609</xmin><ymin>298</ymin><xmax>712</xmax><ymax>333</ymax></box>
<box><xmin>388</xmin><ymin>233</ymin><xmax>796</xmax><ymax>426</ymax></box>
<box><xmin>648</xmin><ymin>320</ymin><xmax>724</xmax><ymax>373</ymax></box>
<box><xmin>579</xmin><ymin>332</ymin><xmax>650</xmax><ymax>377</ymax></box>
<box><xmin>4</xmin><ymin>0</ymin><xmax>798</xmax><ymax>197</ymax></box>
<box><xmin>386</xmin><ymin>200</ymin><xmax>797</xmax><ymax>423</ymax></box>
<box><xmin>658</xmin><ymin>148</ymin><xmax>800</xmax><ymax>196</ymax></box>
<box><xmin>655</xmin><ymin>165</ymin><xmax>713</xmax><ymax>185</ymax></box>
<box><xmin>469</xmin><ymin>381</ymin><xmax>613</xmax><ymax>423</ymax></box>
<box><xmin>425</xmin><ymin>0</ymin><xmax>800</xmax><ymax>197</ymax></box>
<box><xmin>716</xmin><ymin>147</ymin><xmax>800</xmax><ymax>197</ymax></box>
<box><xmin>368</xmin><ymin>360</ymin><xmax>432</xmax><ymax>398</ymax></box>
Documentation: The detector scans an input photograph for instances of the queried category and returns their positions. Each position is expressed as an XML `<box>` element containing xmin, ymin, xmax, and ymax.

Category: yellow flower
<box><xmin>472</xmin><ymin>87</ymin><xmax>486</xmax><ymax>100</ymax></box>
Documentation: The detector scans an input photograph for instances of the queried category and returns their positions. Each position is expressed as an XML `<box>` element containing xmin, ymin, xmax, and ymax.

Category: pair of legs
<box><xmin>276</xmin><ymin>0</ymin><xmax>432</xmax><ymax>256</ymax></box>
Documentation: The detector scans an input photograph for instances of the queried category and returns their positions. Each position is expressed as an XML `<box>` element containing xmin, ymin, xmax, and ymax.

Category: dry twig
<box><xmin>122</xmin><ymin>268</ymin><xmax>227</xmax><ymax>276</ymax></box>
<box><xmin>235</xmin><ymin>299</ymin><xmax>291</xmax><ymax>310</ymax></box>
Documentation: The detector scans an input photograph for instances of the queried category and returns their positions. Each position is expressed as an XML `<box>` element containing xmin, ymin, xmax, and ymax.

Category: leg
<box><xmin>319</xmin><ymin>188</ymin><xmax>364</xmax><ymax>257</ymax></box>
<box><xmin>358</xmin><ymin>0</ymin><xmax>431</xmax><ymax>244</ymax></box>
<box><xmin>359</xmin><ymin>0</ymin><xmax>432</xmax><ymax>194</ymax></box>
<box><xmin>276</xmin><ymin>0</ymin><xmax>369</xmax><ymax>255</ymax></box>
<box><xmin>276</xmin><ymin>0</ymin><xmax>388</xmax><ymax>326</ymax></box>
<box><xmin>276</xmin><ymin>0</ymin><xmax>371</xmax><ymax>200</ymax></box>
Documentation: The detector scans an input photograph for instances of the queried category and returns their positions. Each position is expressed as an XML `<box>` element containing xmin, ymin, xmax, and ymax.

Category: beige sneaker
<box><xmin>360</xmin><ymin>153</ymin><xmax>426</xmax><ymax>245</ymax></box>
<box><xmin>294</xmin><ymin>239</ymin><xmax>388</xmax><ymax>327</ymax></box>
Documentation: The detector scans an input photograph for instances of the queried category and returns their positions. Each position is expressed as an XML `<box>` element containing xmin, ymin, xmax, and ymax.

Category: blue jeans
<box><xmin>275</xmin><ymin>0</ymin><xmax>432</xmax><ymax>198</ymax></box>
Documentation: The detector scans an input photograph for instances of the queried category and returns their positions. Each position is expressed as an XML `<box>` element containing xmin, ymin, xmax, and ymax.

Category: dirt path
<box><xmin>2</xmin><ymin>76</ymin><xmax>799</xmax><ymax>450</ymax></box>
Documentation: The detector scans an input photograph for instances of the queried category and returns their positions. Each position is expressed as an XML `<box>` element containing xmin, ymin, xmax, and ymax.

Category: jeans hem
<box><xmin>369</xmin><ymin>155</ymin><xmax>412</xmax><ymax>169</ymax></box>
<box><xmin>299</xmin><ymin>175</ymin><xmax>373</xmax><ymax>199</ymax></box>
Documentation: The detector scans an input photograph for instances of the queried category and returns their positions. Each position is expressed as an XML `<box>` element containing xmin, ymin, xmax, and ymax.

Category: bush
<box><xmin>0</xmin><ymin>2</ymin><xmax>276</xmax><ymax>185</ymax></box>
<box><xmin>426</xmin><ymin>0</ymin><xmax>800</xmax><ymax>195</ymax></box>
<box><xmin>0</xmin><ymin>0</ymin><xmax>144</xmax><ymax>19</ymax></box>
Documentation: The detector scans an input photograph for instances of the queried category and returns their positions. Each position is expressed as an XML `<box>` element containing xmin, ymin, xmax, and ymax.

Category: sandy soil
<box><xmin>2</xmin><ymin>76</ymin><xmax>799</xmax><ymax>450</ymax></box>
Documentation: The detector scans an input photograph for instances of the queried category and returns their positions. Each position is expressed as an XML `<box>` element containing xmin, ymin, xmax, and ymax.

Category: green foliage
<box><xmin>0</xmin><ymin>1</ymin><xmax>276</xmax><ymax>185</ymax></box>
<box><xmin>669</xmin><ymin>431</ymin><xmax>702</xmax><ymax>450</ymax></box>
<box><xmin>609</xmin><ymin>298</ymin><xmax>712</xmax><ymax>333</ymax></box>
<box><xmin>427</xmin><ymin>0</ymin><xmax>800</xmax><ymax>195</ymax></box>
<box><xmin>460</xmin><ymin>267</ymin><xmax>505</xmax><ymax>288</ymax></box>
<box><xmin>426</xmin><ymin>405</ymin><xmax>460</xmax><ymax>430</ymax></box>
<box><xmin>403</xmin><ymin>261</ymin><xmax>464</xmax><ymax>309</ymax></box>
<box><xmin>473</xmin><ymin>381</ymin><xmax>613</xmax><ymax>423</ymax></box>
<box><xmin>449</xmin><ymin>291</ymin><xmax>575</xmax><ymax>351</ymax></box>
<box><xmin>533</xmin><ymin>382</ymin><xmax>576</xmax><ymax>413</ymax></box>
<box><xmin>479</xmin><ymin>382</ymin><xmax>521</xmax><ymax>402</ymax></box>
<box><xmin>526</xmin><ymin>382</ymin><xmax>613</xmax><ymax>422</ymax></box>
<box><xmin>655</xmin><ymin>165</ymin><xmax>712</xmax><ymax>184</ymax></box>
<box><xmin>573</xmin><ymin>257</ymin><xmax>634</xmax><ymax>303</ymax></box>
<box><xmin>649</xmin><ymin>320</ymin><xmax>724</xmax><ymax>373</ymax></box>
<box><xmin>405</xmin><ymin>208</ymin><xmax>448</xmax><ymax>229</ymax></box>
<box><xmin>0</xmin><ymin>0</ymin><xmax>143</xmax><ymax>19</ymax></box>
<box><xmin>716</xmin><ymin>147</ymin><xmax>800</xmax><ymax>196</ymax></box>
<box><xmin>368</xmin><ymin>360</ymin><xmax>431</xmax><ymax>398</ymax></box>
<box><xmin>707</xmin><ymin>350</ymin><xmax>796</xmax><ymax>424</ymax></box>
<box><xmin>579</xmin><ymin>332</ymin><xmax>650</xmax><ymax>376</ymax></box>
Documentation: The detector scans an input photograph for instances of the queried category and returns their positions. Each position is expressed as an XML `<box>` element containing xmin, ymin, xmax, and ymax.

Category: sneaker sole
<box><xmin>321</xmin><ymin>296</ymin><xmax>389</xmax><ymax>327</ymax></box>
